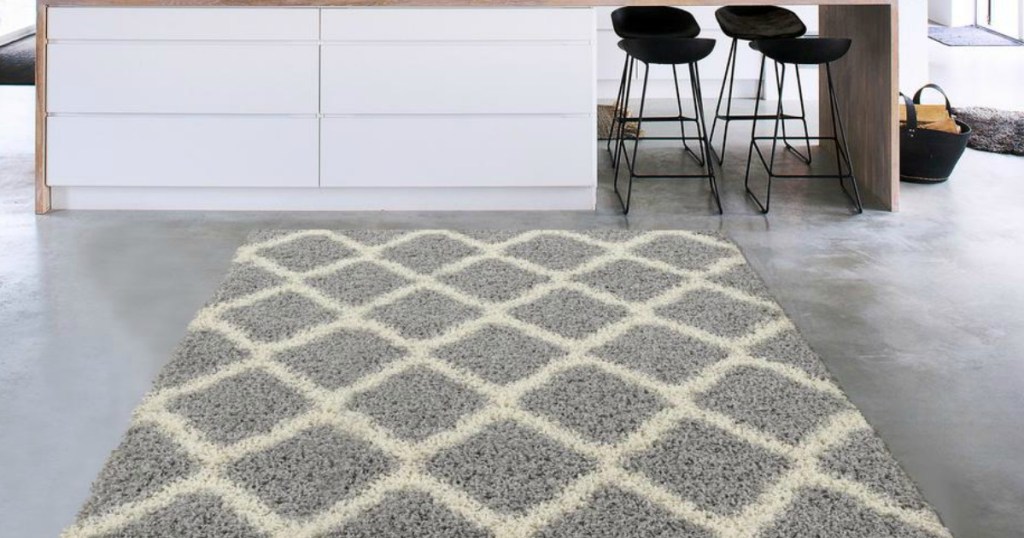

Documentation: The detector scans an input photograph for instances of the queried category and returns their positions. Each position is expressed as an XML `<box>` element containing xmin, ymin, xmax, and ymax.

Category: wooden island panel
<box><xmin>40</xmin><ymin>0</ymin><xmax>893</xmax><ymax>6</ymax></box>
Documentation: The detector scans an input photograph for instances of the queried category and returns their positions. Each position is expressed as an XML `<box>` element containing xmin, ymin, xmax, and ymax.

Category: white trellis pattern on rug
<box><xmin>63</xmin><ymin>230</ymin><xmax>952</xmax><ymax>538</ymax></box>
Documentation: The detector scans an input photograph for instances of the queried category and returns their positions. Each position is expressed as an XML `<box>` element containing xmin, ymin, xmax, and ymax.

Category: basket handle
<box><xmin>913</xmin><ymin>83</ymin><xmax>953</xmax><ymax>115</ymax></box>
<box><xmin>901</xmin><ymin>92</ymin><xmax>918</xmax><ymax>130</ymax></box>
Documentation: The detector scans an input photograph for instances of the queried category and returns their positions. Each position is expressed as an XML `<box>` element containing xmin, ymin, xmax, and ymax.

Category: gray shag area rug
<box><xmin>64</xmin><ymin>230</ymin><xmax>952</xmax><ymax>538</ymax></box>
<box><xmin>928</xmin><ymin>25</ymin><xmax>1022</xmax><ymax>46</ymax></box>
<box><xmin>954</xmin><ymin>107</ymin><xmax>1024</xmax><ymax>156</ymax></box>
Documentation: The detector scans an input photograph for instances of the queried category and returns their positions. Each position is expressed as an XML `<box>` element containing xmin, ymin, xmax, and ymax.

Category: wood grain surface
<box><xmin>39</xmin><ymin>0</ymin><xmax>894</xmax><ymax>7</ymax></box>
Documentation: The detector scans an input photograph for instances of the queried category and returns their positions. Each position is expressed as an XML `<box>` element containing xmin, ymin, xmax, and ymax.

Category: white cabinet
<box><xmin>320</xmin><ymin>8</ymin><xmax>593</xmax><ymax>41</ymax></box>
<box><xmin>45</xmin><ymin>6</ymin><xmax>598</xmax><ymax>210</ymax></box>
<box><xmin>318</xmin><ymin>7</ymin><xmax>596</xmax><ymax>202</ymax></box>
<box><xmin>47</xmin><ymin>7</ymin><xmax>319</xmax><ymax>41</ymax></box>
<box><xmin>47</xmin><ymin>117</ymin><xmax>319</xmax><ymax>188</ymax></box>
<box><xmin>46</xmin><ymin>6</ymin><xmax>322</xmax><ymax>194</ymax></box>
<box><xmin>321</xmin><ymin>116</ymin><xmax>593</xmax><ymax>188</ymax></box>
<box><xmin>48</xmin><ymin>43</ymin><xmax>319</xmax><ymax>114</ymax></box>
<box><xmin>321</xmin><ymin>43</ymin><xmax>593</xmax><ymax>115</ymax></box>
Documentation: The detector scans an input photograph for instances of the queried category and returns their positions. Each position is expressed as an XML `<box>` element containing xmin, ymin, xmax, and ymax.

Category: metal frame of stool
<box><xmin>743</xmin><ymin>56</ymin><xmax>863</xmax><ymax>214</ymax></box>
<box><xmin>606</xmin><ymin>55</ymin><xmax>705</xmax><ymax>168</ymax></box>
<box><xmin>612</xmin><ymin>59</ymin><xmax>722</xmax><ymax>215</ymax></box>
<box><xmin>709</xmin><ymin>38</ymin><xmax>813</xmax><ymax>166</ymax></box>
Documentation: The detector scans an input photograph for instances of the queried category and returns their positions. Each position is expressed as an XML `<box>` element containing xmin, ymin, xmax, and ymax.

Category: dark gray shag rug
<box><xmin>954</xmin><ymin>107</ymin><xmax>1024</xmax><ymax>156</ymax></box>
<box><xmin>929</xmin><ymin>25</ymin><xmax>1022</xmax><ymax>46</ymax></box>
<box><xmin>64</xmin><ymin>230</ymin><xmax>952</xmax><ymax>538</ymax></box>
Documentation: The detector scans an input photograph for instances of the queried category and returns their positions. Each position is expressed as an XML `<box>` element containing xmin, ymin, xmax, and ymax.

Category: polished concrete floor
<box><xmin>3</xmin><ymin>64</ymin><xmax>1024</xmax><ymax>537</ymax></box>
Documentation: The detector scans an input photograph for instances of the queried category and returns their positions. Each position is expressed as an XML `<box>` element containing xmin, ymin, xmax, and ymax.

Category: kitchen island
<box><xmin>34</xmin><ymin>0</ymin><xmax>899</xmax><ymax>213</ymax></box>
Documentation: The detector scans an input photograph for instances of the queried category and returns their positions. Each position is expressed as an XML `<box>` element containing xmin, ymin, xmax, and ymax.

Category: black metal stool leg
<box><xmin>756</xmin><ymin>61</ymin><xmax>789</xmax><ymax>214</ymax></box>
<box><xmin>612</xmin><ymin>57</ymin><xmax>635</xmax><ymax>170</ymax></box>
<box><xmin>710</xmin><ymin>38</ymin><xmax>738</xmax><ymax>166</ymax></box>
<box><xmin>824</xmin><ymin>66</ymin><xmax>846</xmax><ymax>197</ymax></box>
<box><xmin>768</xmin><ymin>62</ymin><xmax>785</xmax><ymax>176</ymax></box>
<box><xmin>614</xmin><ymin>62</ymin><xmax>649</xmax><ymax>215</ymax></box>
<box><xmin>607</xmin><ymin>53</ymin><xmax>631</xmax><ymax>162</ymax></box>
<box><xmin>774</xmin><ymin>62</ymin><xmax>789</xmax><ymax>154</ymax></box>
<box><xmin>744</xmin><ymin>54</ymin><xmax>771</xmax><ymax>213</ymax></box>
<box><xmin>773</xmin><ymin>63</ymin><xmax>812</xmax><ymax>165</ymax></box>
<box><xmin>793</xmin><ymin>66</ymin><xmax>813</xmax><ymax>164</ymax></box>
<box><xmin>612</xmin><ymin>58</ymin><xmax>635</xmax><ymax>212</ymax></box>
<box><xmin>673</xmin><ymin>65</ymin><xmax>704</xmax><ymax>166</ymax></box>
<box><xmin>690</xmin><ymin>63</ymin><xmax>722</xmax><ymax>214</ymax></box>
<box><xmin>826</xmin><ymin>63</ymin><xmax>863</xmax><ymax>213</ymax></box>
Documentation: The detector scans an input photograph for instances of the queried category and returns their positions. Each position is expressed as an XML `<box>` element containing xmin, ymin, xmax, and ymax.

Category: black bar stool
<box><xmin>743</xmin><ymin>37</ymin><xmax>863</xmax><ymax>214</ymax></box>
<box><xmin>607</xmin><ymin>7</ymin><xmax>702</xmax><ymax>166</ymax></box>
<box><xmin>612</xmin><ymin>37</ymin><xmax>721</xmax><ymax>215</ymax></box>
<box><xmin>709</xmin><ymin>6</ymin><xmax>811</xmax><ymax>166</ymax></box>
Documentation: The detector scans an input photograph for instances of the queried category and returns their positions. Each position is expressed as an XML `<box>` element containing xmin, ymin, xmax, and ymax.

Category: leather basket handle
<box><xmin>913</xmin><ymin>83</ymin><xmax>953</xmax><ymax>115</ymax></box>
<box><xmin>901</xmin><ymin>92</ymin><xmax>918</xmax><ymax>130</ymax></box>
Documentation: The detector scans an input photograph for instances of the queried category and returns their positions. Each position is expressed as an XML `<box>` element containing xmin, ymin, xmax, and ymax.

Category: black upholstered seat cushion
<box><xmin>751</xmin><ymin>38</ymin><xmax>852</xmax><ymax>65</ymax></box>
<box><xmin>611</xmin><ymin>7</ymin><xmax>701</xmax><ymax>39</ymax></box>
<box><xmin>617</xmin><ymin>38</ymin><xmax>716</xmax><ymax>66</ymax></box>
<box><xmin>715</xmin><ymin>6</ymin><xmax>806</xmax><ymax>41</ymax></box>
<box><xmin>0</xmin><ymin>35</ymin><xmax>35</xmax><ymax>86</ymax></box>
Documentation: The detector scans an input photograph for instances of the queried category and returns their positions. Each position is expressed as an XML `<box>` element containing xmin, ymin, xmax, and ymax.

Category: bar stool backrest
<box><xmin>611</xmin><ymin>7</ymin><xmax>701</xmax><ymax>39</ymax></box>
<box><xmin>715</xmin><ymin>6</ymin><xmax>807</xmax><ymax>41</ymax></box>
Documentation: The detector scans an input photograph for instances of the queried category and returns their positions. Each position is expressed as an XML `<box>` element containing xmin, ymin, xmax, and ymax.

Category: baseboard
<box><xmin>50</xmin><ymin>186</ymin><xmax>598</xmax><ymax>211</ymax></box>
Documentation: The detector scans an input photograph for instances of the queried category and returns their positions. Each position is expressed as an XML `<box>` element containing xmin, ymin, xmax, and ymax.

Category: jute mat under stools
<box><xmin>598</xmin><ymin>104</ymin><xmax>642</xmax><ymax>141</ymax></box>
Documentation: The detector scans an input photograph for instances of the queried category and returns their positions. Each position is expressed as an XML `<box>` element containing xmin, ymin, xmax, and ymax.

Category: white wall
<box><xmin>901</xmin><ymin>0</ymin><xmax>931</xmax><ymax>91</ymax></box>
<box><xmin>929</xmin><ymin>0</ymin><xmax>976</xmax><ymax>27</ymax></box>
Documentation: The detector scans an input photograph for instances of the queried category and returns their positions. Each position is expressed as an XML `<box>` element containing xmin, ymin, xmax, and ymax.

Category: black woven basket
<box><xmin>900</xmin><ymin>84</ymin><xmax>972</xmax><ymax>184</ymax></box>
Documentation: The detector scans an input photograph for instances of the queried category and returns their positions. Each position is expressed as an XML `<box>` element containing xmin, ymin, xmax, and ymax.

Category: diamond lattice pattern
<box><xmin>63</xmin><ymin>230</ymin><xmax>951</xmax><ymax>538</ymax></box>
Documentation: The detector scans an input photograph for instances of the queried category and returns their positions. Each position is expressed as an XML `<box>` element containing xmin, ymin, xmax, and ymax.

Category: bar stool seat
<box><xmin>715</xmin><ymin>6</ymin><xmax>806</xmax><ymax>41</ymax></box>
<box><xmin>618</xmin><ymin>37</ymin><xmax>715</xmax><ymax>66</ymax></box>
<box><xmin>751</xmin><ymin>37</ymin><xmax>852</xmax><ymax>65</ymax></box>
<box><xmin>611</xmin><ymin>6</ymin><xmax>701</xmax><ymax>39</ymax></box>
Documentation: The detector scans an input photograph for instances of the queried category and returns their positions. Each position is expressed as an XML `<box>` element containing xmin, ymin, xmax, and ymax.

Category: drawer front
<box><xmin>322</xmin><ymin>43</ymin><xmax>593</xmax><ymax>115</ymax></box>
<box><xmin>321</xmin><ymin>8</ymin><xmax>593</xmax><ymax>42</ymax></box>
<box><xmin>48</xmin><ymin>43</ymin><xmax>319</xmax><ymax>114</ymax></box>
<box><xmin>47</xmin><ymin>116</ymin><xmax>318</xmax><ymax>188</ymax></box>
<box><xmin>321</xmin><ymin>116</ymin><xmax>593</xmax><ymax>188</ymax></box>
<box><xmin>48</xmin><ymin>7</ymin><xmax>319</xmax><ymax>41</ymax></box>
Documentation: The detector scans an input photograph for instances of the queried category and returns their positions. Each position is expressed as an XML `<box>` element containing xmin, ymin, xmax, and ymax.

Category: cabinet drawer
<box><xmin>321</xmin><ymin>116</ymin><xmax>593</xmax><ymax>188</ymax></box>
<box><xmin>321</xmin><ymin>8</ymin><xmax>593</xmax><ymax>42</ymax></box>
<box><xmin>48</xmin><ymin>7</ymin><xmax>319</xmax><ymax>41</ymax></box>
<box><xmin>48</xmin><ymin>43</ymin><xmax>319</xmax><ymax>114</ymax></box>
<box><xmin>322</xmin><ymin>43</ymin><xmax>593</xmax><ymax>115</ymax></box>
<box><xmin>47</xmin><ymin>116</ymin><xmax>318</xmax><ymax>188</ymax></box>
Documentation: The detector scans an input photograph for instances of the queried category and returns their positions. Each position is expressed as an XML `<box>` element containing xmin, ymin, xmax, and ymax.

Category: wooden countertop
<box><xmin>40</xmin><ymin>0</ymin><xmax>895</xmax><ymax>8</ymax></box>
